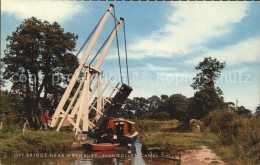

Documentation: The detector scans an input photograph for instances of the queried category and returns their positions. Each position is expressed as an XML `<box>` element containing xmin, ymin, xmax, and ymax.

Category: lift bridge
<box><xmin>50</xmin><ymin>4</ymin><xmax>132</xmax><ymax>136</ymax></box>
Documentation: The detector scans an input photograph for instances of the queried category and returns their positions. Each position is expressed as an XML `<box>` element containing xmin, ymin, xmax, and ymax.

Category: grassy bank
<box><xmin>136</xmin><ymin>114</ymin><xmax>260</xmax><ymax>165</ymax></box>
<box><xmin>135</xmin><ymin>120</ymin><xmax>212</xmax><ymax>155</ymax></box>
<box><xmin>0</xmin><ymin>125</ymin><xmax>74</xmax><ymax>157</ymax></box>
<box><xmin>141</xmin><ymin>132</ymin><xmax>217</xmax><ymax>154</ymax></box>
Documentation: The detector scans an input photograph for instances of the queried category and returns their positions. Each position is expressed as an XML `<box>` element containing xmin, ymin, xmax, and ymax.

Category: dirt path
<box><xmin>180</xmin><ymin>146</ymin><xmax>224</xmax><ymax>165</ymax></box>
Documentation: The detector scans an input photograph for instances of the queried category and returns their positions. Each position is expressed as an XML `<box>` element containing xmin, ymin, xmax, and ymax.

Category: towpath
<box><xmin>180</xmin><ymin>146</ymin><xmax>224</xmax><ymax>165</ymax></box>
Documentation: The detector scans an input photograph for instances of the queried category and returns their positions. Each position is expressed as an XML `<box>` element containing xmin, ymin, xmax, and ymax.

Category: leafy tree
<box><xmin>132</xmin><ymin>97</ymin><xmax>150</xmax><ymax>119</ymax></box>
<box><xmin>116</xmin><ymin>108</ymin><xmax>135</xmax><ymax>119</ymax></box>
<box><xmin>236</xmin><ymin>106</ymin><xmax>252</xmax><ymax>118</ymax></box>
<box><xmin>189</xmin><ymin>57</ymin><xmax>225</xmax><ymax>119</ymax></box>
<box><xmin>160</xmin><ymin>95</ymin><xmax>169</xmax><ymax>103</ymax></box>
<box><xmin>141</xmin><ymin>94</ymin><xmax>189</xmax><ymax>121</ymax></box>
<box><xmin>3</xmin><ymin>17</ymin><xmax>78</xmax><ymax>128</ymax></box>
<box><xmin>155</xmin><ymin>94</ymin><xmax>170</xmax><ymax>113</ymax></box>
<box><xmin>191</xmin><ymin>57</ymin><xmax>225</xmax><ymax>95</ymax></box>
<box><xmin>115</xmin><ymin>98</ymin><xmax>135</xmax><ymax>119</ymax></box>
<box><xmin>255</xmin><ymin>105</ymin><xmax>260</xmax><ymax>117</ymax></box>
<box><xmin>0</xmin><ymin>91</ymin><xmax>17</xmax><ymax>124</ymax></box>
<box><xmin>123</xmin><ymin>98</ymin><xmax>136</xmax><ymax>119</ymax></box>
<box><xmin>147</xmin><ymin>95</ymin><xmax>161</xmax><ymax>117</ymax></box>
<box><xmin>8</xmin><ymin>89</ymin><xmax>26</xmax><ymax>123</ymax></box>
<box><xmin>0</xmin><ymin>61</ymin><xmax>6</xmax><ymax>88</ymax></box>
<box><xmin>223</xmin><ymin>101</ymin><xmax>235</xmax><ymax>110</ymax></box>
<box><xmin>188</xmin><ymin>88</ymin><xmax>224</xmax><ymax>119</ymax></box>
<box><xmin>167</xmin><ymin>94</ymin><xmax>188</xmax><ymax>121</ymax></box>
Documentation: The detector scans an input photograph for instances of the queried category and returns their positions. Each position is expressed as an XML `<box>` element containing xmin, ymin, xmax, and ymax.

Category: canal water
<box><xmin>0</xmin><ymin>143</ymin><xmax>179</xmax><ymax>165</ymax></box>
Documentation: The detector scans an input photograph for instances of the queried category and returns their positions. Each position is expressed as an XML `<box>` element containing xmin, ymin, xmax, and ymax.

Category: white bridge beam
<box><xmin>50</xmin><ymin>6</ymin><xmax>124</xmax><ymax>136</ymax></box>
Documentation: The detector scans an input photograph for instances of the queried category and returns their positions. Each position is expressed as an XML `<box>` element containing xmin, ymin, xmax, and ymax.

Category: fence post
<box><xmin>22</xmin><ymin>123</ymin><xmax>26</xmax><ymax>134</ymax></box>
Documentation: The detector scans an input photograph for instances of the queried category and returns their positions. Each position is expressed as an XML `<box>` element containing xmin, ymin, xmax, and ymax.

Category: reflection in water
<box><xmin>0</xmin><ymin>143</ymin><xmax>178</xmax><ymax>165</ymax></box>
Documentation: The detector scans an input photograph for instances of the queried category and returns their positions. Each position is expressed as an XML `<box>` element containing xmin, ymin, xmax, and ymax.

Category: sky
<box><xmin>1</xmin><ymin>1</ymin><xmax>260</xmax><ymax>112</ymax></box>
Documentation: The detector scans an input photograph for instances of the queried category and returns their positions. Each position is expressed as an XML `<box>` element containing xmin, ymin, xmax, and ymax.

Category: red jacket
<box><xmin>108</xmin><ymin>120</ymin><xmax>114</xmax><ymax>129</ymax></box>
<box><xmin>42</xmin><ymin>113</ymin><xmax>51</xmax><ymax>123</ymax></box>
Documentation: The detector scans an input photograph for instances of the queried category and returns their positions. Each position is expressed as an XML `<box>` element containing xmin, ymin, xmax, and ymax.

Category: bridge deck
<box><xmin>89</xmin><ymin>84</ymin><xmax>132</xmax><ymax>137</ymax></box>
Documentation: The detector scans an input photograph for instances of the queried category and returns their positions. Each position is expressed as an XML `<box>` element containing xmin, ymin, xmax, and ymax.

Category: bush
<box><xmin>203</xmin><ymin>110</ymin><xmax>245</xmax><ymax>145</ymax></box>
<box><xmin>189</xmin><ymin>119</ymin><xmax>202</xmax><ymax>132</ymax></box>
<box><xmin>156</xmin><ymin>112</ymin><xmax>170</xmax><ymax>121</ymax></box>
<box><xmin>235</xmin><ymin>116</ymin><xmax>260</xmax><ymax>163</ymax></box>
<box><xmin>203</xmin><ymin>110</ymin><xmax>243</xmax><ymax>135</ymax></box>
<box><xmin>203</xmin><ymin>110</ymin><xmax>260</xmax><ymax>164</ymax></box>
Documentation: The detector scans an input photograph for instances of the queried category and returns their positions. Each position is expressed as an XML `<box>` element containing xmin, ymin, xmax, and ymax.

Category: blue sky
<box><xmin>1</xmin><ymin>1</ymin><xmax>260</xmax><ymax>111</ymax></box>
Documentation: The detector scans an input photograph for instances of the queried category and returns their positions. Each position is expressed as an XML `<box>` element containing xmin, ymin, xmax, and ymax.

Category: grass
<box><xmin>141</xmin><ymin>132</ymin><xmax>218</xmax><ymax>155</ymax></box>
<box><xmin>134</xmin><ymin>119</ymin><xmax>179</xmax><ymax>133</ymax></box>
<box><xmin>0</xmin><ymin>125</ymin><xmax>74</xmax><ymax>157</ymax></box>
<box><xmin>204</xmin><ymin>136</ymin><xmax>258</xmax><ymax>165</ymax></box>
<box><xmin>203</xmin><ymin>111</ymin><xmax>260</xmax><ymax>165</ymax></box>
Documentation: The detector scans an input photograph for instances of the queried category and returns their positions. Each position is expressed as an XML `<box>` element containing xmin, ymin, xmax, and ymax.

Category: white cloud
<box><xmin>129</xmin><ymin>2</ymin><xmax>248</xmax><ymax>59</ymax></box>
<box><xmin>127</xmin><ymin>64</ymin><xmax>176</xmax><ymax>72</ymax></box>
<box><xmin>156</xmin><ymin>72</ymin><xmax>195</xmax><ymax>86</ymax></box>
<box><xmin>2</xmin><ymin>0</ymin><xmax>84</xmax><ymax>23</ymax></box>
<box><xmin>146</xmin><ymin>64</ymin><xmax>176</xmax><ymax>71</ymax></box>
<box><xmin>158</xmin><ymin>72</ymin><xmax>195</xmax><ymax>78</ymax></box>
<box><xmin>189</xmin><ymin>37</ymin><xmax>260</xmax><ymax>65</ymax></box>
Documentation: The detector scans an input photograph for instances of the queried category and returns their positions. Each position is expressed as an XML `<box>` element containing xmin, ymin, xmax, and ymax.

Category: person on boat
<box><xmin>40</xmin><ymin>110</ymin><xmax>52</xmax><ymax>130</ymax></box>
<box><xmin>108</xmin><ymin>117</ymin><xmax>114</xmax><ymax>134</ymax></box>
<box><xmin>104</xmin><ymin>118</ymin><xmax>114</xmax><ymax>142</ymax></box>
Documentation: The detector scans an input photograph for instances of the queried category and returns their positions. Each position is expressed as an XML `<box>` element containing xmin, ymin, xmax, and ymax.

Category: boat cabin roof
<box><xmin>112</xmin><ymin>118</ymin><xmax>135</xmax><ymax>125</ymax></box>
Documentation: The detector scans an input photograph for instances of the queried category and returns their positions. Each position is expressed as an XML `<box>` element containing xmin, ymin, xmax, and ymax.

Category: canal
<box><xmin>0</xmin><ymin>143</ymin><xmax>179</xmax><ymax>165</ymax></box>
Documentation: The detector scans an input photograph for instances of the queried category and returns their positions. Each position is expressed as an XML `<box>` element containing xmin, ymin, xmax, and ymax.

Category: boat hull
<box><xmin>87</xmin><ymin>143</ymin><xmax>120</xmax><ymax>151</ymax></box>
<box><xmin>116</xmin><ymin>133</ymin><xmax>138</xmax><ymax>147</ymax></box>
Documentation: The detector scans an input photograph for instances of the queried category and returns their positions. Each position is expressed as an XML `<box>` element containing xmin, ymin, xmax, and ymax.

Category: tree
<box><xmin>188</xmin><ymin>88</ymin><xmax>224</xmax><ymax>119</ymax></box>
<box><xmin>155</xmin><ymin>94</ymin><xmax>170</xmax><ymax>113</ymax></box>
<box><xmin>3</xmin><ymin>17</ymin><xmax>78</xmax><ymax>128</ymax></box>
<box><xmin>223</xmin><ymin>101</ymin><xmax>235</xmax><ymax>110</ymax></box>
<box><xmin>132</xmin><ymin>97</ymin><xmax>150</xmax><ymax>119</ymax></box>
<box><xmin>189</xmin><ymin>57</ymin><xmax>226</xmax><ymax>119</ymax></box>
<box><xmin>236</xmin><ymin>106</ymin><xmax>252</xmax><ymax>118</ymax></box>
<box><xmin>116</xmin><ymin>98</ymin><xmax>135</xmax><ymax>119</ymax></box>
<box><xmin>0</xmin><ymin>91</ymin><xmax>17</xmax><ymax>124</ymax></box>
<box><xmin>0</xmin><ymin>61</ymin><xmax>6</xmax><ymax>88</ymax></box>
<box><xmin>8</xmin><ymin>89</ymin><xmax>26</xmax><ymax>123</ymax></box>
<box><xmin>147</xmin><ymin>95</ymin><xmax>161</xmax><ymax>117</ymax></box>
<box><xmin>167</xmin><ymin>94</ymin><xmax>188</xmax><ymax>121</ymax></box>
<box><xmin>256</xmin><ymin>105</ymin><xmax>260</xmax><ymax>117</ymax></box>
<box><xmin>160</xmin><ymin>95</ymin><xmax>169</xmax><ymax>103</ymax></box>
<box><xmin>191</xmin><ymin>57</ymin><xmax>225</xmax><ymax>95</ymax></box>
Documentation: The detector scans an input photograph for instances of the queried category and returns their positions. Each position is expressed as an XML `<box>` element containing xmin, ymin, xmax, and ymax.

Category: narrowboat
<box><xmin>111</xmin><ymin>118</ymin><xmax>138</xmax><ymax>147</ymax></box>
<box><xmin>86</xmin><ymin>118</ymin><xmax>138</xmax><ymax>151</ymax></box>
